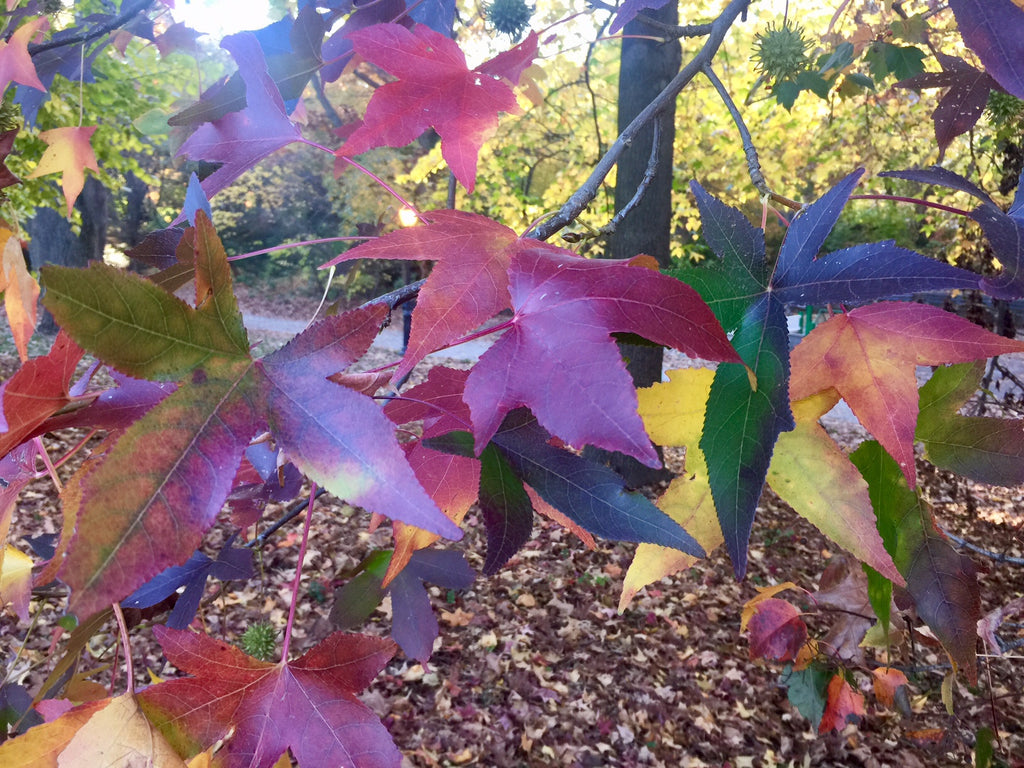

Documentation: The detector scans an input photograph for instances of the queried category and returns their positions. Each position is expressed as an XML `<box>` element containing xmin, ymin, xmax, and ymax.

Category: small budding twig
<box><xmin>599</xmin><ymin>120</ymin><xmax>663</xmax><ymax>236</ymax></box>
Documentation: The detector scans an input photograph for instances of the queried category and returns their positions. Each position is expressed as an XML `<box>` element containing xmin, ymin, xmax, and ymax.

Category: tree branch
<box><xmin>702</xmin><ymin>63</ymin><xmax>804</xmax><ymax>211</ymax></box>
<box><xmin>599</xmin><ymin>120</ymin><xmax>661</xmax><ymax>236</ymax></box>
<box><xmin>527</xmin><ymin>0</ymin><xmax>752</xmax><ymax>241</ymax></box>
<box><xmin>942</xmin><ymin>526</ymin><xmax>1024</xmax><ymax>566</ymax></box>
<box><xmin>27</xmin><ymin>0</ymin><xmax>155</xmax><ymax>56</ymax></box>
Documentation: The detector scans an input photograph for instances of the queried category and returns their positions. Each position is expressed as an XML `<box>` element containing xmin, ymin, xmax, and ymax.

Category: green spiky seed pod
<box><xmin>753</xmin><ymin>20</ymin><xmax>812</xmax><ymax>83</ymax></box>
<box><xmin>0</xmin><ymin>98</ymin><xmax>20</xmax><ymax>133</ymax></box>
<box><xmin>987</xmin><ymin>91</ymin><xmax>1024</xmax><ymax>127</ymax></box>
<box><xmin>487</xmin><ymin>0</ymin><xmax>533</xmax><ymax>40</ymax></box>
<box><xmin>42</xmin><ymin>0</ymin><xmax>63</xmax><ymax>13</ymax></box>
<box><xmin>240</xmin><ymin>622</ymin><xmax>277</xmax><ymax>661</ymax></box>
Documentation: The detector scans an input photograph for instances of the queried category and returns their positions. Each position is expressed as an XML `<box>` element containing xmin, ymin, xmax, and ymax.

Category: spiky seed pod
<box><xmin>752</xmin><ymin>20</ymin><xmax>812</xmax><ymax>83</ymax></box>
<box><xmin>240</xmin><ymin>622</ymin><xmax>277</xmax><ymax>661</ymax></box>
<box><xmin>987</xmin><ymin>91</ymin><xmax>1024</xmax><ymax>127</ymax></box>
<box><xmin>42</xmin><ymin>0</ymin><xmax>63</xmax><ymax>13</ymax></box>
<box><xmin>486</xmin><ymin>0</ymin><xmax>533</xmax><ymax>40</ymax></box>
<box><xmin>0</xmin><ymin>98</ymin><xmax>19</xmax><ymax>133</ymax></box>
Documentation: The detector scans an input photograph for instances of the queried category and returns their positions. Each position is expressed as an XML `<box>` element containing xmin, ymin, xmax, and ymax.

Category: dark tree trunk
<box><xmin>586</xmin><ymin>4</ymin><xmax>682</xmax><ymax>487</ymax></box>
<box><xmin>123</xmin><ymin>171</ymin><xmax>149</xmax><ymax>247</ymax></box>
<box><xmin>76</xmin><ymin>175</ymin><xmax>110</xmax><ymax>262</ymax></box>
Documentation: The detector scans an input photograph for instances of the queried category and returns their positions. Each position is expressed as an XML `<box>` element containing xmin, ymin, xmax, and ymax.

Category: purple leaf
<box><xmin>176</xmin><ymin>32</ymin><xmax>302</xmax><ymax>204</ymax></box>
<box><xmin>123</xmin><ymin>539</ymin><xmax>254</xmax><ymax>629</ymax></box>
<box><xmin>320</xmin><ymin>0</ymin><xmax>408</xmax><ymax>83</ymax></box>
<box><xmin>389</xmin><ymin>549</ymin><xmax>474</xmax><ymax>662</ymax></box>
<box><xmin>257</xmin><ymin>308</ymin><xmax>461</xmax><ymax>539</ymax></box>
<box><xmin>880</xmin><ymin>166</ymin><xmax>992</xmax><ymax>202</ymax></box>
<box><xmin>182</xmin><ymin>172</ymin><xmax>212</xmax><ymax>225</ymax></box>
<box><xmin>608</xmin><ymin>0</ymin><xmax>674</xmax><ymax>34</ymax></box>
<box><xmin>777</xmin><ymin>170</ymin><xmax>865</xmax><ymax>278</ymax></box>
<box><xmin>950</xmin><ymin>0</ymin><xmax>1024</xmax><ymax>97</ymax></box>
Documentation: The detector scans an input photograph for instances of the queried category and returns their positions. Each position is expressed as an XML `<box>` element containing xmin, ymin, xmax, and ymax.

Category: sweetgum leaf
<box><xmin>790</xmin><ymin>302</ymin><xmax>1024</xmax><ymax>486</ymax></box>
<box><xmin>623</xmin><ymin>369</ymin><xmax>723</xmax><ymax>611</ymax></box>
<box><xmin>897</xmin><ymin>54</ymin><xmax>1001</xmax><ymax>158</ymax></box>
<box><xmin>881</xmin><ymin>166</ymin><xmax>1024</xmax><ymax>298</ymax></box>
<box><xmin>27</xmin><ymin>126</ymin><xmax>99</xmax><ymax>218</ymax></box>
<box><xmin>674</xmin><ymin>170</ymin><xmax>982</xmax><ymax>576</ymax></box>
<box><xmin>123</xmin><ymin>539</ymin><xmax>254</xmax><ymax>630</ymax></box>
<box><xmin>478</xmin><ymin>443</ymin><xmax>534</xmax><ymax>575</ymax></box>
<box><xmin>746</xmin><ymin>598</ymin><xmax>807</xmax><ymax>662</ymax></box>
<box><xmin>389</xmin><ymin>549</ymin><xmax>474</xmax><ymax>663</ymax></box>
<box><xmin>0</xmin><ymin>17</ymin><xmax>47</xmax><ymax>94</ymax></box>
<box><xmin>786</xmin><ymin>663</ymin><xmax>829</xmax><ymax>729</ymax></box>
<box><xmin>491</xmin><ymin>410</ymin><xmax>705</xmax><ymax>555</ymax></box>
<box><xmin>139</xmin><ymin>627</ymin><xmax>401</xmax><ymax>768</ymax></box>
<box><xmin>41</xmin><ymin>248</ymin><xmax>250</xmax><ymax>382</ymax></box>
<box><xmin>176</xmin><ymin>32</ymin><xmax>302</xmax><ymax>202</ymax></box>
<box><xmin>323</xmin><ymin>211</ymin><xmax>528</xmax><ymax>382</ymax></box>
<box><xmin>339</xmin><ymin>24</ymin><xmax>536</xmax><ymax>192</ymax></box>
<box><xmin>917</xmin><ymin>362</ymin><xmax>1024</xmax><ymax>485</ymax></box>
<box><xmin>0</xmin><ymin>229</ymin><xmax>38</xmax><ymax>361</ymax></box>
<box><xmin>0</xmin><ymin>332</ymin><xmax>83</xmax><ymax>458</ymax></box>
<box><xmin>819</xmin><ymin>674</ymin><xmax>865</xmax><ymax>734</ymax></box>
<box><xmin>950</xmin><ymin>0</ymin><xmax>1024</xmax><ymax>97</ymax></box>
<box><xmin>258</xmin><ymin>308</ymin><xmax>461</xmax><ymax>539</ymax></box>
<box><xmin>61</xmin><ymin>361</ymin><xmax>262</xmax><ymax>619</ymax></box>
<box><xmin>851</xmin><ymin>441</ymin><xmax>980</xmax><ymax>683</ymax></box>
<box><xmin>466</xmin><ymin>247</ymin><xmax>739</xmax><ymax>467</ymax></box>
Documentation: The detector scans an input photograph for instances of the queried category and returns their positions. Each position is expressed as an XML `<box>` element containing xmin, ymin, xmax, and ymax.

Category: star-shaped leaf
<box><xmin>139</xmin><ymin>627</ymin><xmax>401</xmax><ymax>768</ymax></box>
<box><xmin>466</xmin><ymin>247</ymin><xmax>740</xmax><ymax>467</ymax></box>
<box><xmin>27</xmin><ymin>127</ymin><xmax>99</xmax><ymax>218</ymax></box>
<box><xmin>789</xmin><ymin>301</ymin><xmax>1024</xmax><ymax>486</ymax></box>
<box><xmin>851</xmin><ymin>441</ymin><xmax>980</xmax><ymax>684</ymax></box>
<box><xmin>177</xmin><ymin>32</ymin><xmax>301</xmax><ymax>202</ymax></box>
<box><xmin>338</xmin><ymin>24</ymin><xmax>536</xmax><ymax>192</ymax></box>
<box><xmin>949</xmin><ymin>0</ymin><xmax>1024</xmax><ymax>97</ymax></box>
<box><xmin>897</xmin><ymin>54</ymin><xmax>1004</xmax><ymax>159</ymax></box>
<box><xmin>0</xmin><ymin>17</ymin><xmax>47</xmax><ymax>94</ymax></box>
<box><xmin>324</xmin><ymin>211</ymin><xmax>529</xmax><ymax>383</ymax></box>
<box><xmin>672</xmin><ymin>169</ymin><xmax>980</xmax><ymax>576</ymax></box>
<box><xmin>40</xmin><ymin>212</ymin><xmax>456</xmax><ymax>618</ymax></box>
<box><xmin>881</xmin><ymin>165</ymin><xmax>1024</xmax><ymax>298</ymax></box>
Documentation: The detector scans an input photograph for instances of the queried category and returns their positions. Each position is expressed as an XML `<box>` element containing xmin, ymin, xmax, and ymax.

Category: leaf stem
<box><xmin>228</xmin><ymin>236</ymin><xmax>373</xmax><ymax>262</ymax></box>
<box><xmin>32</xmin><ymin>437</ymin><xmax>63</xmax><ymax>494</ymax></box>
<box><xmin>848</xmin><ymin>194</ymin><xmax>972</xmax><ymax>218</ymax></box>
<box><xmin>111</xmin><ymin>603</ymin><xmax>134</xmax><ymax>693</ymax></box>
<box><xmin>281</xmin><ymin>482</ymin><xmax>318</xmax><ymax>660</ymax></box>
<box><xmin>299</xmin><ymin>138</ymin><xmax>427</xmax><ymax>222</ymax></box>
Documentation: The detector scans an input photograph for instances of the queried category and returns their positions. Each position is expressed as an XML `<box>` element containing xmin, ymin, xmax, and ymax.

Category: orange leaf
<box><xmin>28</xmin><ymin>127</ymin><xmax>100</xmax><ymax>218</ymax></box>
<box><xmin>0</xmin><ymin>699</ymin><xmax>108</xmax><ymax>767</ymax></box>
<box><xmin>818</xmin><ymin>674</ymin><xmax>865</xmax><ymax>733</ymax></box>
<box><xmin>871</xmin><ymin>667</ymin><xmax>909</xmax><ymax>708</ymax></box>
<box><xmin>0</xmin><ymin>228</ymin><xmax>39</xmax><ymax>361</ymax></box>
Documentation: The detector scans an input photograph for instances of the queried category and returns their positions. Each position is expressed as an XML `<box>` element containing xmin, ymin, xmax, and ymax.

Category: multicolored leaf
<box><xmin>466</xmin><ymin>247</ymin><xmax>740</xmax><ymax>467</ymax></box>
<box><xmin>851</xmin><ymin>440</ymin><xmax>981</xmax><ymax>683</ymax></box>
<box><xmin>819</xmin><ymin>674</ymin><xmax>865</xmax><ymax>733</ymax></box>
<box><xmin>0</xmin><ymin>17</ymin><xmax>48</xmax><ymax>94</ymax></box>
<box><xmin>0</xmin><ymin>228</ymin><xmax>37</xmax><ymax>362</ymax></box>
<box><xmin>917</xmin><ymin>361</ymin><xmax>1024</xmax><ymax>485</ymax></box>
<box><xmin>27</xmin><ymin>126</ymin><xmax>99</xmax><ymax>217</ymax></box>
<box><xmin>139</xmin><ymin>627</ymin><xmax>401</xmax><ymax>768</ymax></box>
<box><xmin>790</xmin><ymin>302</ymin><xmax>1024</xmax><ymax>486</ymax></box>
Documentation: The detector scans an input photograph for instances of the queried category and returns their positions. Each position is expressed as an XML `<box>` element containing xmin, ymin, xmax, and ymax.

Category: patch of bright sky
<box><xmin>170</xmin><ymin>0</ymin><xmax>274</xmax><ymax>40</ymax></box>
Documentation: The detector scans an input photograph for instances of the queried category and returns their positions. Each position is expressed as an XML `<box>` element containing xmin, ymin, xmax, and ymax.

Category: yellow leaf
<box><xmin>621</xmin><ymin>369</ymin><xmax>722</xmax><ymax>611</ymax></box>
<box><xmin>56</xmin><ymin>692</ymin><xmax>187</xmax><ymax>768</ymax></box>
<box><xmin>0</xmin><ymin>699</ymin><xmax>108</xmax><ymax>767</ymax></box>
<box><xmin>0</xmin><ymin>228</ymin><xmax>38</xmax><ymax>362</ymax></box>
<box><xmin>0</xmin><ymin>544</ymin><xmax>32</xmax><ymax>620</ymax></box>
<box><xmin>27</xmin><ymin>126</ymin><xmax>99</xmax><ymax>218</ymax></box>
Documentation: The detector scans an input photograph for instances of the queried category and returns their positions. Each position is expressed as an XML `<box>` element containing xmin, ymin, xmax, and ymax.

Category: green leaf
<box><xmin>797</xmin><ymin>70</ymin><xmax>831</xmax><ymax>99</ymax></box>
<box><xmin>774</xmin><ymin>79</ymin><xmax>800</xmax><ymax>110</ymax></box>
<box><xmin>478</xmin><ymin>443</ymin><xmax>534</xmax><ymax>575</ymax></box>
<box><xmin>328</xmin><ymin>551</ymin><xmax>390</xmax><ymax>630</ymax></box>
<box><xmin>850</xmin><ymin>441</ymin><xmax>980</xmax><ymax>684</ymax></box>
<box><xmin>785</xmin><ymin>663</ymin><xmax>830</xmax><ymax>729</ymax></box>
<box><xmin>917</xmin><ymin>362</ymin><xmax>1024</xmax><ymax>486</ymax></box>
<box><xmin>41</xmin><ymin>217</ymin><xmax>249</xmax><ymax>381</ymax></box>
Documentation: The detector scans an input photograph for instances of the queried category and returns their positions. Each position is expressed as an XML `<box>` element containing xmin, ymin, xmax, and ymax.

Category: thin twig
<box><xmin>360</xmin><ymin>278</ymin><xmax>427</xmax><ymax>311</ymax></box>
<box><xmin>588</xmin><ymin>0</ymin><xmax>714</xmax><ymax>38</ymax></box>
<box><xmin>248</xmin><ymin>487</ymin><xmax>328</xmax><ymax>549</ymax></box>
<box><xmin>527</xmin><ymin>0</ymin><xmax>752</xmax><ymax>241</ymax></box>
<box><xmin>941</xmin><ymin>527</ymin><xmax>1024</xmax><ymax>566</ymax></box>
<box><xmin>27</xmin><ymin>0</ymin><xmax>154</xmax><ymax>56</ymax></box>
<box><xmin>281</xmin><ymin>484</ymin><xmax>318</xmax><ymax>659</ymax></box>
<box><xmin>599</xmin><ymin>120</ymin><xmax>661</xmax><ymax>235</ymax></box>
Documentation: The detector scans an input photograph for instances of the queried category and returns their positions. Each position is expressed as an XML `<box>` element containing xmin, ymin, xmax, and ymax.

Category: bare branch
<box><xmin>527</xmin><ymin>0</ymin><xmax>752</xmax><ymax>241</ymax></box>
<box><xmin>27</xmin><ymin>0</ymin><xmax>155</xmax><ymax>56</ymax></box>
<box><xmin>599</xmin><ymin>120</ymin><xmax>661</xmax><ymax>236</ymax></box>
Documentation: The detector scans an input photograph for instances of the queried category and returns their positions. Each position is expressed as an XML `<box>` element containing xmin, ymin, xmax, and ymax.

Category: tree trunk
<box><xmin>586</xmin><ymin>4</ymin><xmax>682</xmax><ymax>487</ymax></box>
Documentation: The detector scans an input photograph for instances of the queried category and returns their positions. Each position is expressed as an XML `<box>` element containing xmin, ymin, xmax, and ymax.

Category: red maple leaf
<box><xmin>0</xmin><ymin>17</ymin><xmax>48</xmax><ymax>94</ymax></box>
<box><xmin>338</xmin><ymin>24</ymin><xmax>537</xmax><ymax>192</ymax></box>
<box><xmin>139</xmin><ymin>627</ymin><xmax>401</xmax><ymax>768</ymax></box>
<box><xmin>464</xmin><ymin>249</ymin><xmax>741</xmax><ymax>467</ymax></box>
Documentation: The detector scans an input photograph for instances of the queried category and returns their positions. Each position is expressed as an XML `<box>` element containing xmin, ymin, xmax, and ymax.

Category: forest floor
<box><xmin>2</xmin><ymin>285</ymin><xmax>1023</xmax><ymax>768</ymax></box>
